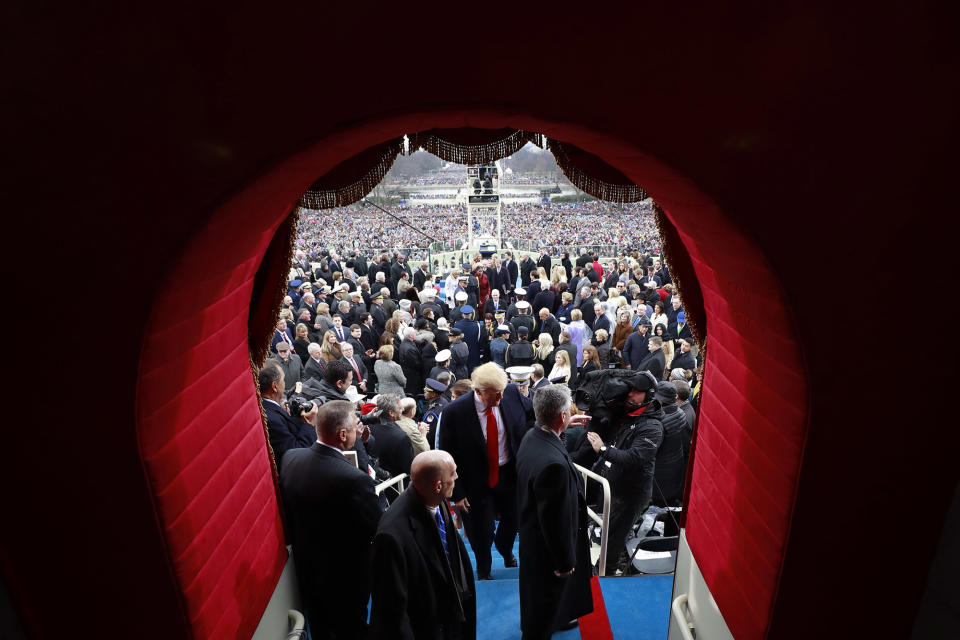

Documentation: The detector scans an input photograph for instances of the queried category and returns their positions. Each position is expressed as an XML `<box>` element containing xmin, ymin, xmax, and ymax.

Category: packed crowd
<box><xmin>297</xmin><ymin>200</ymin><xmax>658</xmax><ymax>255</ymax></box>
<box><xmin>499</xmin><ymin>173</ymin><xmax>561</xmax><ymax>185</ymax></box>
<box><xmin>261</xmin><ymin>235</ymin><xmax>702</xmax><ymax>637</ymax></box>
<box><xmin>385</xmin><ymin>167</ymin><xmax>561</xmax><ymax>186</ymax></box>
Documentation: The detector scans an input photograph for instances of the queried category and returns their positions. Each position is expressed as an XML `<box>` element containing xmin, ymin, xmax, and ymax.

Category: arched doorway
<box><xmin>136</xmin><ymin>110</ymin><xmax>807</xmax><ymax>640</ymax></box>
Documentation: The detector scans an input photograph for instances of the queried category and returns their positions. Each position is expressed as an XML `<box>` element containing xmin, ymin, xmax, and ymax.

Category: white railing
<box><xmin>670</xmin><ymin>594</ymin><xmax>696</xmax><ymax>640</ymax></box>
<box><xmin>574</xmin><ymin>463</ymin><xmax>611</xmax><ymax>577</ymax></box>
<box><xmin>286</xmin><ymin>609</ymin><xmax>305</xmax><ymax>640</ymax></box>
<box><xmin>375</xmin><ymin>473</ymin><xmax>408</xmax><ymax>497</ymax></box>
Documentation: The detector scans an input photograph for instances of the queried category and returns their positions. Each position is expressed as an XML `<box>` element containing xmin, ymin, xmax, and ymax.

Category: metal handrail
<box><xmin>573</xmin><ymin>463</ymin><xmax>611</xmax><ymax>577</ymax></box>
<box><xmin>375</xmin><ymin>473</ymin><xmax>407</xmax><ymax>496</ymax></box>
<box><xmin>671</xmin><ymin>594</ymin><xmax>696</xmax><ymax>640</ymax></box>
<box><xmin>286</xmin><ymin>609</ymin><xmax>305</xmax><ymax>640</ymax></box>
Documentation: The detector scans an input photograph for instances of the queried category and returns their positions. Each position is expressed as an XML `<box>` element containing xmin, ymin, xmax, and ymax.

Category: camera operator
<box><xmin>574</xmin><ymin>371</ymin><xmax>664</xmax><ymax>575</ymax></box>
<box><xmin>259</xmin><ymin>362</ymin><xmax>317</xmax><ymax>473</ymax></box>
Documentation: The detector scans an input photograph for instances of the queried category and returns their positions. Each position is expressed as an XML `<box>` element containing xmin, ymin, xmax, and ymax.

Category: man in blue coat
<box><xmin>453</xmin><ymin>305</ymin><xmax>485</xmax><ymax>375</ymax></box>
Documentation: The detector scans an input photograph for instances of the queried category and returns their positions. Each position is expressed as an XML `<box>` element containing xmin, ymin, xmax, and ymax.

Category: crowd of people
<box><xmin>384</xmin><ymin>166</ymin><xmax>561</xmax><ymax>186</ymax></box>
<box><xmin>297</xmin><ymin>199</ymin><xmax>658</xmax><ymax>256</ymax></box>
<box><xmin>260</xmin><ymin>225</ymin><xmax>702</xmax><ymax>637</ymax></box>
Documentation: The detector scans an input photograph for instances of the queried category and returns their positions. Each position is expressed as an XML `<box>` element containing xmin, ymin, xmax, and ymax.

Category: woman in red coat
<box><xmin>475</xmin><ymin>263</ymin><xmax>491</xmax><ymax>307</ymax></box>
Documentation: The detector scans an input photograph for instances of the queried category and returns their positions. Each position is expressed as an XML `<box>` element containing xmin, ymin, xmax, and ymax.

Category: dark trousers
<box><xmin>604</xmin><ymin>493</ymin><xmax>647</xmax><ymax>573</ymax></box>
<box><xmin>463</xmin><ymin>460</ymin><xmax>518</xmax><ymax>577</ymax></box>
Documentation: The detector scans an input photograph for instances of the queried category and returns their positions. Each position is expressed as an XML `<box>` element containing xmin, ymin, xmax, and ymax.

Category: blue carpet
<box><xmin>463</xmin><ymin>531</ymin><xmax>671</xmax><ymax>640</ymax></box>
<box><xmin>598</xmin><ymin>576</ymin><xmax>672</xmax><ymax>640</ymax></box>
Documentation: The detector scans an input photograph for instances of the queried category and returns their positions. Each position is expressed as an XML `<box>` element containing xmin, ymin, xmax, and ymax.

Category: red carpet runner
<box><xmin>579</xmin><ymin>575</ymin><xmax>614</xmax><ymax>639</ymax></box>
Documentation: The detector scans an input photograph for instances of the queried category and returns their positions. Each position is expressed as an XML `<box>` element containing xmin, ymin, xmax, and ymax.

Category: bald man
<box><xmin>370</xmin><ymin>451</ymin><xmax>476</xmax><ymax>639</ymax></box>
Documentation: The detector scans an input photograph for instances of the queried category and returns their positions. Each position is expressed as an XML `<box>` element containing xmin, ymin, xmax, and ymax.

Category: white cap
<box><xmin>455</xmin><ymin>291</ymin><xmax>468</xmax><ymax>301</ymax></box>
<box><xmin>516</xmin><ymin>300</ymin><xmax>530</xmax><ymax>310</ymax></box>
<box><xmin>515</xmin><ymin>288</ymin><xmax>526</xmax><ymax>296</ymax></box>
<box><xmin>505</xmin><ymin>366</ymin><xmax>534</xmax><ymax>384</ymax></box>
<box><xmin>435</xmin><ymin>349</ymin><xmax>451</xmax><ymax>362</ymax></box>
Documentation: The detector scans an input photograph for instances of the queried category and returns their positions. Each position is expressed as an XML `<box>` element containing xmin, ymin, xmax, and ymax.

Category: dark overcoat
<box><xmin>370</xmin><ymin>488</ymin><xmax>476</xmax><ymax>640</ymax></box>
<box><xmin>516</xmin><ymin>427</ymin><xmax>593</xmax><ymax>638</ymax></box>
<box><xmin>280</xmin><ymin>444</ymin><xmax>382</xmax><ymax>638</ymax></box>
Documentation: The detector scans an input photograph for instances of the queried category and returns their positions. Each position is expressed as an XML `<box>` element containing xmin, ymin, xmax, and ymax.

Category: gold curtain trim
<box><xmin>547</xmin><ymin>138</ymin><xmax>648</xmax><ymax>203</ymax></box>
<box><xmin>653</xmin><ymin>204</ymin><xmax>705</xmax><ymax>351</ymax></box>
<box><xmin>299</xmin><ymin>139</ymin><xmax>403</xmax><ymax>209</ymax></box>
<box><xmin>406</xmin><ymin>129</ymin><xmax>540</xmax><ymax>165</ymax></box>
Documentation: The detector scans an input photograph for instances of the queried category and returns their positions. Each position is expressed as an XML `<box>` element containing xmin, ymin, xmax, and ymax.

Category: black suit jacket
<box><xmin>638</xmin><ymin>348</ymin><xmax>667</xmax><ymax>381</ymax></box>
<box><xmin>413</xmin><ymin>268</ymin><xmax>429</xmax><ymax>291</ymax></box>
<box><xmin>303</xmin><ymin>357</ymin><xmax>325</xmax><ymax>382</ymax></box>
<box><xmin>369</xmin><ymin>421</ymin><xmax>415</xmax><ymax>477</ymax></box>
<box><xmin>671</xmin><ymin>350</ymin><xmax>696</xmax><ymax>374</ymax></box>
<box><xmin>436</xmin><ymin>386</ymin><xmax>534</xmax><ymax>503</ymax></box>
<box><xmin>341</xmin><ymin>354</ymin><xmax>368</xmax><ymax>383</ymax></box>
<box><xmin>502</xmin><ymin>259</ymin><xmax>518</xmax><ymax>292</ymax></box>
<box><xmin>264</xmin><ymin>400</ymin><xmax>314</xmax><ymax>473</ymax></box>
<box><xmin>536</xmin><ymin>254</ymin><xmax>552</xmax><ymax>276</ymax></box>
<box><xmin>592</xmin><ymin>314</ymin><xmax>612</xmax><ymax>336</ymax></box>
<box><xmin>370</xmin><ymin>488</ymin><xmax>476</xmax><ymax>640</ymax></box>
<box><xmin>279</xmin><ymin>444</ymin><xmax>382</xmax><ymax>636</ymax></box>
<box><xmin>529</xmin><ymin>378</ymin><xmax>550</xmax><ymax>396</ymax></box>
<box><xmin>516</xmin><ymin>428</ymin><xmax>593</xmax><ymax>636</ymax></box>
<box><xmin>670</xmin><ymin>322</ymin><xmax>693</xmax><ymax>344</ymax></box>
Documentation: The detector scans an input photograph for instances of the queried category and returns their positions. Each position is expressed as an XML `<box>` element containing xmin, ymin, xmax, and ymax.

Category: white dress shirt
<box><xmin>474</xmin><ymin>392</ymin><xmax>509</xmax><ymax>465</ymax></box>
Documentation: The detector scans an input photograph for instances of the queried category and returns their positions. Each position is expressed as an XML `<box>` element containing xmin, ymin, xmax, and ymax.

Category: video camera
<box><xmin>287</xmin><ymin>397</ymin><xmax>317</xmax><ymax>418</ymax></box>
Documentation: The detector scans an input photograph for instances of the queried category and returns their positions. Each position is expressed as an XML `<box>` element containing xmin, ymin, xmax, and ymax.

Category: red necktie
<box><xmin>486</xmin><ymin>407</ymin><xmax>499</xmax><ymax>487</ymax></box>
<box><xmin>350</xmin><ymin>357</ymin><xmax>362</xmax><ymax>383</ymax></box>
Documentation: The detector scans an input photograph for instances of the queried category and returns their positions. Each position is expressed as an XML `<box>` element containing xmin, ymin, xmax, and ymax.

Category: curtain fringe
<box><xmin>406</xmin><ymin>130</ymin><xmax>539</xmax><ymax>165</ymax></box>
<box><xmin>299</xmin><ymin>140</ymin><xmax>403</xmax><ymax>209</ymax></box>
<box><xmin>653</xmin><ymin>204</ymin><xmax>705</xmax><ymax>350</ymax></box>
<box><xmin>250</xmin><ymin>209</ymin><xmax>300</xmax><ymax>366</ymax></box>
<box><xmin>548</xmin><ymin>138</ymin><xmax>648</xmax><ymax>203</ymax></box>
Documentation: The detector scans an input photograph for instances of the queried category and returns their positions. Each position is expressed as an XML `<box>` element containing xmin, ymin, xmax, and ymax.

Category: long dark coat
<box><xmin>280</xmin><ymin>444</ymin><xmax>382</xmax><ymax>639</ymax></box>
<box><xmin>369</xmin><ymin>487</ymin><xmax>476</xmax><ymax>640</ymax></box>
<box><xmin>516</xmin><ymin>427</ymin><xmax>593</xmax><ymax>638</ymax></box>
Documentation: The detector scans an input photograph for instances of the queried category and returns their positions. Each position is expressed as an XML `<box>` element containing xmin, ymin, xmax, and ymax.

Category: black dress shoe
<box><xmin>556</xmin><ymin>619</ymin><xmax>578</xmax><ymax>631</ymax></box>
<box><xmin>477</xmin><ymin>574</ymin><xmax>493</xmax><ymax>581</ymax></box>
<box><xmin>504</xmin><ymin>556</ymin><xmax>518</xmax><ymax>568</ymax></box>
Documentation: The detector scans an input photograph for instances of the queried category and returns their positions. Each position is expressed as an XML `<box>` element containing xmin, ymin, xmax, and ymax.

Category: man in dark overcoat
<box><xmin>279</xmin><ymin>400</ymin><xmax>383</xmax><ymax>639</ymax></box>
<box><xmin>370</xmin><ymin>450</ymin><xmax>476</xmax><ymax>640</ymax></box>
<box><xmin>516</xmin><ymin>384</ymin><xmax>594</xmax><ymax>638</ymax></box>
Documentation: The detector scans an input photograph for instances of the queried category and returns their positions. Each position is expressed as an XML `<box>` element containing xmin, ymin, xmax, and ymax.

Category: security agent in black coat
<box><xmin>370</xmin><ymin>451</ymin><xmax>476</xmax><ymax>640</ymax></box>
<box><xmin>573</xmin><ymin>372</ymin><xmax>664</xmax><ymax>574</ymax></box>
<box><xmin>279</xmin><ymin>401</ymin><xmax>383</xmax><ymax>639</ymax></box>
<box><xmin>259</xmin><ymin>364</ymin><xmax>316</xmax><ymax>473</ymax></box>
<box><xmin>516</xmin><ymin>385</ymin><xmax>593</xmax><ymax>638</ymax></box>
<box><xmin>436</xmin><ymin>364</ymin><xmax>536</xmax><ymax>579</ymax></box>
<box><xmin>651</xmin><ymin>382</ymin><xmax>688</xmax><ymax>507</ymax></box>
